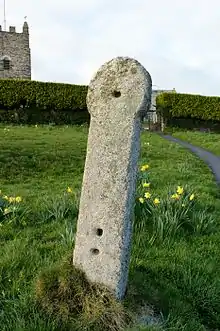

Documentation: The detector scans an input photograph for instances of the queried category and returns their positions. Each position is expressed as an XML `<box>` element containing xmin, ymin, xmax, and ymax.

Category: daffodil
<box><xmin>143</xmin><ymin>182</ymin><xmax>150</xmax><ymax>188</ymax></box>
<box><xmin>144</xmin><ymin>192</ymin><xmax>151</xmax><ymax>199</ymax></box>
<box><xmin>171</xmin><ymin>193</ymin><xmax>180</xmax><ymax>200</ymax></box>
<box><xmin>67</xmin><ymin>187</ymin><xmax>73</xmax><ymax>193</ymax></box>
<box><xmin>9</xmin><ymin>197</ymin><xmax>15</xmax><ymax>203</ymax></box>
<box><xmin>3</xmin><ymin>208</ymin><xmax>9</xmax><ymax>215</ymax></box>
<box><xmin>140</xmin><ymin>164</ymin><xmax>149</xmax><ymax>172</ymax></box>
<box><xmin>15</xmin><ymin>196</ymin><xmax>22</xmax><ymax>203</ymax></box>
<box><xmin>189</xmin><ymin>193</ymin><xmax>195</xmax><ymax>201</ymax></box>
<box><xmin>153</xmin><ymin>198</ymin><xmax>160</xmax><ymax>205</ymax></box>
<box><xmin>3</xmin><ymin>195</ymin><xmax>8</xmax><ymax>200</ymax></box>
<box><xmin>177</xmin><ymin>186</ymin><xmax>184</xmax><ymax>195</ymax></box>
<box><xmin>139</xmin><ymin>197</ymin><xmax>144</xmax><ymax>204</ymax></box>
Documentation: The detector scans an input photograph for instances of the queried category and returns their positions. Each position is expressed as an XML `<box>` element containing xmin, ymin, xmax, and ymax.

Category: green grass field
<box><xmin>0</xmin><ymin>125</ymin><xmax>220</xmax><ymax>331</ymax></box>
<box><xmin>172</xmin><ymin>131</ymin><xmax>220</xmax><ymax>156</ymax></box>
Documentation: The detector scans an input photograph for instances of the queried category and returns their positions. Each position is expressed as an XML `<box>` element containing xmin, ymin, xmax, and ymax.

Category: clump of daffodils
<box><xmin>135</xmin><ymin>163</ymin><xmax>216</xmax><ymax>242</ymax></box>
<box><xmin>170</xmin><ymin>186</ymin><xmax>195</xmax><ymax>204</ymax></box>
<box><xmin>0</xmin><ymin>190</ymin><xmax>23</xmax><ymax>225</ymax></box>
<box><xmin>137</xmin><ymin>164</ymin><xmax>195</xmax><ymax>207</ymax></box>
<box><xmin>138</xmin><ymin>163</ymin><xmax>160</xmax><ymax>206</ymax></box>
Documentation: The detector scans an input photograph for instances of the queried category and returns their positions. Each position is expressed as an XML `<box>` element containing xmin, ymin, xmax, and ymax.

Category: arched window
<box><xmin>0</xmin><ymin>56</ymin><xmax>11</xmax><ymax>70</ymax></box>
<box><xmin>3</xmin><ymin>57</ymin><xmax>10</xmax><ymax>70</ymax></box>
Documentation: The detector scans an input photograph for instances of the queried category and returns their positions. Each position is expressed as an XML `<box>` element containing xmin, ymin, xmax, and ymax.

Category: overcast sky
<box><xmin>1</xmin><ymin>0</ymin><xmax>220</xmax><ymax>96</ymax></box>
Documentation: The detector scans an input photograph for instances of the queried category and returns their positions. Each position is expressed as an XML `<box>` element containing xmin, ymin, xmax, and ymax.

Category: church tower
<box><xmin>0</xmin><ymin>21</ymin><xmax>31</xmax><ymax>79</ymax></box>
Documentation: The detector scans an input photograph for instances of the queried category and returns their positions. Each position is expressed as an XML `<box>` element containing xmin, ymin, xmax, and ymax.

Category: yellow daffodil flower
<box><xmin>177</xmin><ymin>186</ymin><xmax>184</xmax><ymax>195</ymax></box>
<box><xmin>153</xmin><ymin>198</ymin><xmax>160</xmax><ymax>205</ymax></box>
<box><xmin>15</xmin><ymin>196</ymin><xmax>22</xmax><ymax>203</ymax></box>
<box><xmin>3</xmin><ymin>208</ymin><xmax>9</xmax><ymax>214</ymax></box>
<box><xmin>189</xmin><ymin>194</ymin><xmax>195</xmax><ymax>201</ymax></box>
<box><xmin>67</xmin><ymin>187</ymin><xmax>73</xmax><ymax>193</ymax></box>
<box><xmin>139</xmin><ymin>197</ymin><xmax>144</xmax><ymax>204</ymax></box>
<box><xmin>140</xmin><ymin>164</ymin><xmax>149</xmax><ymax>171</ymax></box>
<box><xmin>3</xmin><ymin>195</ymin><xmax>8</xmax><ymax>200</ymax></box>
<box><xmin>9</xmin><ymin>197</ymin><xmax>15</xmax><ymax>203</ymax></box>
<box><xmin>171</xmin><ymin>193</ymin><xmax>180</xmax><ymax>200</ymax></box>
<box><xmin>143</xmin><ymin>182</ymin><xmax>150</xmax><ymax>188</ymax></box>
<box><xmin>144</xmin><ymin>192</ymin><xmax>151</xmax><ymax>199</ymax></box>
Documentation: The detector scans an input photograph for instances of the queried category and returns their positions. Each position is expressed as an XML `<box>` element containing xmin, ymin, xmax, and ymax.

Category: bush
<box><xmin>0</xmin><ymin>79</ymin><xmax>89</xmax><ymax>125</ymax></box>
<box><xmin>156</xmin><ymin>92</ymin><xmax>220</xmax><ymax>123</ymax></box>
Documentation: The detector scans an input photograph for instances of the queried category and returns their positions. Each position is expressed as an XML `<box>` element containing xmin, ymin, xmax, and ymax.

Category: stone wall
<box><xmin>0</xmin><ymin>22</ymin><xmax>31</xmax><ymax>79</ymax></box>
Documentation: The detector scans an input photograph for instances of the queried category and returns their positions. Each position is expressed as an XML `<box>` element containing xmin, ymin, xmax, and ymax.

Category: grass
<box><xmin>0</xmin><ymin>124</ymin><xmax>220</xmax><ymax>330</ymax></box>
<box><xmin>171</xmin><ymin>130</ymin><xmax>220</xmax><ymax>156</ymax></box>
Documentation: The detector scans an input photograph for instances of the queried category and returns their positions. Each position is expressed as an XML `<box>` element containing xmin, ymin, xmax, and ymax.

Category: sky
<box><xmin>1</xmin><ymin>0</ymin><xmax>220</xmax><ymax>96</ymax></box>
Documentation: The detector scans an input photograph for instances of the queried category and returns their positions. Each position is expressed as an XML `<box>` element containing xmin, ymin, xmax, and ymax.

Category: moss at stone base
<box><xmin>35</xmin><ymin>255</ymin><xmax>132</xmax><ymax>331</ymax></box>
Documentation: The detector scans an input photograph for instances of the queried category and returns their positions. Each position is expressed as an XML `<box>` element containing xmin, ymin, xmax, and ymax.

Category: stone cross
<box><xmin>73</xmin><ymin>56</ymin><xmax>152</xmax><ymax>300</ymax></box>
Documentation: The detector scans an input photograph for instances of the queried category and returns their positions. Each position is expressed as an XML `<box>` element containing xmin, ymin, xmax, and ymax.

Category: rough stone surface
<box><xmin>73</xmin><ymin>56</ymin><xmax>152</xmax><ymax>300</ymax></box>
<box><xmin>0</xmin><ymin>22</ymin><xmax>31</xmax><ymax>79</ymax></box>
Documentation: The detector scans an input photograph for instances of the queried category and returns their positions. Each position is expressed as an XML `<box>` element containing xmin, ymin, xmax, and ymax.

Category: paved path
<box><xmin>161</xmin><ymin>134</ymin><xmax>220</xmax><ymax>185</ymax></box>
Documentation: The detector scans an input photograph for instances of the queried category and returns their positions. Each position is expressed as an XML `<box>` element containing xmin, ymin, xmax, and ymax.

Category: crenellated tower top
<box><xmin>0</xmin><ymin>20</ymin><xmax>29</xmax><ymax>34</ymax></box>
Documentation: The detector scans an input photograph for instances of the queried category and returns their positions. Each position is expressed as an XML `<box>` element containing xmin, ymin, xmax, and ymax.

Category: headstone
<box><xmin>73</xmin><ymin>56</ymin><xmax>152</xmax><ymax>300</ymax></box>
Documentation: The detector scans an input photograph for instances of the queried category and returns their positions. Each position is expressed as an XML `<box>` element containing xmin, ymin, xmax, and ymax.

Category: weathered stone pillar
<box><xmin>73</xmin><ymin>56</ymin><xmax>152</xmax><ymax>300</ymax></box>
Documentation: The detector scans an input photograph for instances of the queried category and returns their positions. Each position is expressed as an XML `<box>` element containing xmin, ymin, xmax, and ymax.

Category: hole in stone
<box><xmin>112</xmin><ymin>90</ymin><xmax>121</xmax><ymax>98</ymax></box>
<box><xmin>90</xmin><ymin>248</ymin><xmax>99</xmax><ymax>255</ymax></box>
<box><xmin>96</xmin><ymin>228</ymin><xmax>103</xmax><ymax>236</ymax></box>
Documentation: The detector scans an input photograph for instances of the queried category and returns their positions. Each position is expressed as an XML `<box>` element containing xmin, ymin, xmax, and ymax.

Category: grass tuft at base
<box><xmin>35</xmin><ymin>255</ymin><xmax>132</xmax><ymax>331</ymax></box>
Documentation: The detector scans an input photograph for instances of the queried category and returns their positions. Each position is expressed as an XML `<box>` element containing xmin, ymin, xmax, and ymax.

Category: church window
<box><xmin>0</xmin><ymin>56</ymin><xmax>11</xmax><ymax>70</ymax></box>
<box><xmin>3</xmin><ymin>57</ymin><xmax>10</xmax><ymax>70</ymax></box>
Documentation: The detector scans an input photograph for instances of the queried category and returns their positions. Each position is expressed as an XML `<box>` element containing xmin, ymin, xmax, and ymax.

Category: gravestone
<box><xmin>73</xmin><ymin>56</ymin><xmax>152</xmax><ymax>300</ymax></box>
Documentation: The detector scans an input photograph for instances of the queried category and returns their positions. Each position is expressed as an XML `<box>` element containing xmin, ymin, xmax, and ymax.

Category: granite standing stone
<box><xmin>73</xmin><ymin>56</ymin><xmax>152</xmax><ymax>300</ymax></box>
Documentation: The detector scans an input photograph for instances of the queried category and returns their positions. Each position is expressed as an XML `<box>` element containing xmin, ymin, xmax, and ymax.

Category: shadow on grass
<box><xmin>128</xmin><ymin>258</ymin><xmax>220</xmax><ymax>330</ymax></box>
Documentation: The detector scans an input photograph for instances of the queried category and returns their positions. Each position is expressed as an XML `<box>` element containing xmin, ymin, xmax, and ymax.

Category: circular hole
<box><xmin>90</xmin><ymin>248</ymin><xmax>99</xmax><ymax>255</ymax></box>
<box><xmin>96</xmin><ymin>228</ymin><xmax>103</xmax><ymax>236</ymax></box>
<box><xmin>112</xmin><ymin>90</ymin><xmax>121</xmax><ymax>98</ymax></box>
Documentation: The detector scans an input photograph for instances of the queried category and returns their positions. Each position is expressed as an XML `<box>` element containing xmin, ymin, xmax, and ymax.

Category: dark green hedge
<box><xmin>0</xmin><ymin>108</ymin><xmax>90</xmax><ymax>125</ymax></box>
<box><xmin>0</xmin><ymin>79</ymin><xmax>89</xmax><ymax>124</ymax></box>
<box><xmin>156</xmin><ymin>92</ymin><xmax>220</xmax><ymax>121</ymax></box>
<box><xmin>164</xmin><ymin>117</ymin><xmax>220</xmax><ymax>133</ymax></box>
<box><xmin>0</xmin><ymin>79</ymin><xmax>88</xmax><ymax>110</ymax></box>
